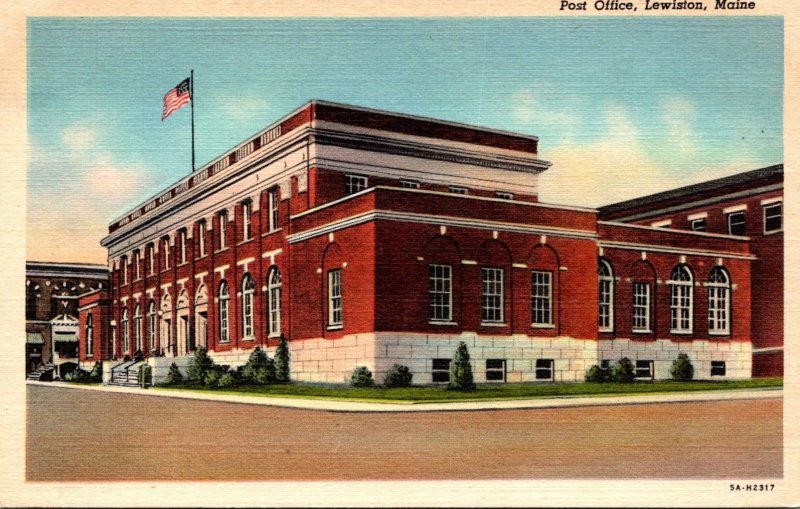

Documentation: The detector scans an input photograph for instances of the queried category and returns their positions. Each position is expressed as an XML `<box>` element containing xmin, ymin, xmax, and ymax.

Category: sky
<box><xmin>27</xmin><ymin>17</ymin><xmax>783</xmax><ymax>264</ymax></box>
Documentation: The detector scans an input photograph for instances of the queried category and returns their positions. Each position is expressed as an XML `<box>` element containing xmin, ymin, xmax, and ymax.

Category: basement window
<box><xmin>485</xmin><ymin>359</ymin><xmax>506</xmax><ymax>382</ymax></box>
<box><xmin>432</xmin><ymin>358</ymin><xmax>451</xmax><ymax>383</ymax></box>
<box><xmin>635</xmin><ymin>360</ymin><xmax>654</xmax><ymax>380</ymax></box>
<box><xmin>535</xmin><ymin>359</ymin><xmax>554</xmax><ymax>380</ymax></box>
<box><xmin>711</xmin><ymin>361</ymin><xmax>726</xmax><ymax>377</ymax></box>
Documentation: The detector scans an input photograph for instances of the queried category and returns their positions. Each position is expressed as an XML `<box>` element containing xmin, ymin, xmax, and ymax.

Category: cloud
<box><xmin>217</xmin><ymin>95</ymin><xmax>270</xmax><ymax>121</ymax></box>
<box><xmin>61</xmin><ymin>124</ymin><xmax>97</xmax><ymax>151</ymax></box>
<box><xmin>660</xmin><ymin>96</ymin><xmax>698</xmax><ymax>157</ymax></box>
<box><xmin>510</xmin><ymin>88</ymin><xmax>583</xmax><ymax>144</ymax></box>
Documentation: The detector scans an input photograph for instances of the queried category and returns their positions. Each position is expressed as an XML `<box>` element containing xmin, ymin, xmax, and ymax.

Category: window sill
<box><xmin>218</xmin><ymin>340</ymin><xmax>231</xmax><ymax>344</ymax></box>
<box><xmin>481</xmin><ymin>322</ymin><xmax>507</xmax><ymax>327</ymax></box>
<box><xmin>429</xmin><ymin>321</ymin><xmax>457</xmax><ymax>326</ymax></box>
<box><xmin>195</xmin><ymin>254</ymin><xmax>208</xmax><ymax>261</ymax></box>
<box><xmin>237</xmin><ymin>238</ymin><xmax>255</xmax><ymax>247</ymax></box>
<box><xmin>262</xmin><ymin>228</ymin><xmax>283</xmax><ymax>238</ymax></box>
<box><xmin>709</xmin><ymin>332</ymin><xmax>731</xmax><ymax>337</ymax></box>
<box><xmin>177</xmin><ymin>262</ymin><xmax>189</xmax><ymax>268</ymax></box>
<box><xmin>599</xmin><ymin>328</ymin><xmax>614</xmax><ymax>333</ymax></box>
<box><xmin>670</xmin><ymin>330</ymin><xmax>694</xmax><ymax>335</ymax></box>
<box><xmin>632</xmin><ymin>329</ymin><xmax>652</xmax><ymax>334</ymax></box>
<box><xmin>268</xmin><ymin>333</ymin><xmax>281</xmax><ymax>339</ymax></box>
<box><xmin>327</xmin><ymin>325</ymin><xmax>343</xmax><ymax>331</ymax></box>
<box><xmin>161</xmin><ymin>269</ymin><xmax>171</xmax><ymax>274</ymax></box>
<box><xmin>241</xmin><ymin>336</ymin><xmax>255</xmax><ymax>341</ymax></box>
<box><xmin>215</xmin><ymin>247</ymin><xmax>230</xmax><ymax>254</ymax></box>
<box><xmin>763</xmin><ymin>228</ymin><xmax>782</xmax><ymax>236</ymax></box>
<box><xmin>531</xmin><ymin>324</ymin><xmax>555</xmax><ymax>329</ymax></box>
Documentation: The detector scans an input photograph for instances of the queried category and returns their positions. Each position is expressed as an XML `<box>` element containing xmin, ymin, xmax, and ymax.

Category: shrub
<box><xmin>134</xmin><ymin>350</ymin><xmax>145</xmax><ymax>362</ymax></box>
<box><xmin>383</xmin><ymin>364</ymin><xmax>413</xmax><ymax>388</ymax></box>
<box><xmin>64</xmin><ymin>368</ymin><xmax>88</xmax><ymax>382</ymax></box>
<box><xmin>241</xmin><ymin>347</ymin><xmax>276</xmax><ymax>385</ymax></box>
<box><xmin>217</xmin><ymin>372</ymin><xmax>235</xmax><ymax>388</ymax></box>
<box><xmin>203</xmin><ymin>368</ymin><xmax>221</xmax><ymax>387</ymax></box>
<box><xmin>449</xmin><ymin>342</ymin><xmax>475</xmax><ymax>391</ymax></box>
<box><xmin>611</xmin><ymin>357</ymin><xmax>636</xmax><ymax>383</ymax></box>
<box><xmin>138</xmin><ymin>364</ymin><xmax>152</xmax><ymax>388</ymax></box>
<box><xmin>187</xmin><ymin>347</ymin><xmax>215</xmax><ymax>383</ymax></box>
<box><xmin>585</xmin><ymin>364</ymin><xmax>609</xmax><ymax>383</ymax></box>
<box><xmin>88</xmin><ymin>362</ymin><xmax>103</xmax><ymax>382</ymax></box>
<box><xmin>164</xmin><ymin>362</ymin><xmax>184</xmax><ymax>385</ymax></box>
<box><xmin>670</xmin><ymin>353</ymin><xmax>695</xmax><ymax>381</ymax></box>
<box><xmin>275</xmin><ymin>335</ymin><xmax>291</xmax><ymax>383</ymax></box>
<box><xmin>350</xmin><ymin>366</ymin><xmax>375</xmax><ymax>387</ymax></box>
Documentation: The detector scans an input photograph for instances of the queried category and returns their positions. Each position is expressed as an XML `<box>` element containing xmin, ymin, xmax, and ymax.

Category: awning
<box><xmin>53</xmin><ymin>332</ymin><xmax>78</xmax><ymax>342</ymax></box>
<box><xmin>26</xmin><ymin>332</ymin><xmax>44</xmax><ymax>344</ymax></box>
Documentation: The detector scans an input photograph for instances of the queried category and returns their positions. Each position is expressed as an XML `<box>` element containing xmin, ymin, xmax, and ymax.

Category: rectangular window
<box><xmin>219</xmin><ymin>212</ymin><xmax>228</xmax><ymax>248</ymax></box>
<box><xmin>122</xmin><ymin>258</ymin><xmax>128</xmax><ymax>285</ymax></box>
<box><xmin>147</xmin><ymin>244</ymin><xmax>155</xmax><ymax>275</ymax></box>
<box><xmin>400</xmin><ymin>179</ymin><xmax>420</xmax><ymax>189</ymax></box>
<box><xmin>764</xmin><ymin>203</ymin><xmax>782</xmax><ymax>233</ymax></box>
<box><xmin>432</xmin><ymin>358</ymin><xmax>451</xmax><ymax>383</ymax></box>
<box><xmin>133</xmin><ymin>251</ymin><xmax>141</xmax><ymax>280</ymax></box>
<box><xmin>268</xmin><ymin>188</ymin><xmax>279</xmax><ymax>231</ymax></box>
<box><xmin>448</xmin><ymin>186</ymin><xmax>468</xmax><ymax>195</ymax></box>
<box><xmin>708</xmin><ymin>285</ymin><xmax>730</xmax><ymax>335</ymax></box>
<box><xmin>179</xmin><ymin>230</ymin><xmax>187</xmax><ymax>264</ymax></box>
<box><xmin>485</xmin><ymin>359</ymin><xmax>506</xmax><ymax>382</ymax></box>
<box><xmin>598</xmin><ymin>276</ymin><xmax>613</xmax><ymax>332</ymax></box>
<box><xmin>428</xmin><ymin>264</ymin><xmax>452</xmax><ymax>322</ymax></box>
<box><xmin>635</xmin><ymin>360</ymin><xmax>654</xmax><ymax>380</ymax></box>
<box><xmin>690</xmin><ymin>218</ymin><xmax>706</xmax><ymax>232</ymax></box>
<box><xmin>670</xmin><ymin>282</ymin><xmax>693</xmax><ymax>333</ymax></box>
<box><xmin>481</xmin><ymin>268</ymin><xmax>504</xmax><ymax>324</ymax></box>
<box><xmin>727</xmin><ymin>211</ymin><xmax>746</xmax><ymax>236</ymax></box>
<box><xmin>163</xmin><ymin>238</ymin><xmax>170</xmax><ymax>270</ymax></box>
<box><xmin>345</xmin><ymin>174</ymin><xmax>367</xmax><ymax>195</ymax></box>
<box><xmin>711</xmin><ymin>361</ymin><xmax>726</xmax><ymax>377</ymax></box>
<box><xmin>495</xmin><ymin>191</ymin><xmax>514</xmax><ymax>200</ymax></box>
<box><xmin>328</xmin><ymin>269</ymin><xmax>343</xmax><ymax>327</ymax></box>
<box><xmin>531</xmin><ymin>271</ymin><xmax>553</xmax><ymax>326</ymax></box>
<box><xmin>198</xmin><ymin>221</ymin><xmax>206</xmax><ymax>257</ymax></box>
<box><xmin>242</xmin><ymin>201</ymin><xmax>252</xmax><ymax>241</ymax></box>
<box><xmin>535</xmin><ymin>359</ymin><xmax>554</xmax><ymax>380</ymax></box>
<box><xmin>632</xmin><ymin>283</ymin><xmax>651</xmax><ymax>332</ymax></box>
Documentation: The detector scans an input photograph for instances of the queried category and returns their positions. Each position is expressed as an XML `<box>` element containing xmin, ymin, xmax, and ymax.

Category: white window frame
<box><xmin>162</xmin><ymin>238</ymin><xmax>170</xmax><ymax>270</ymax></box>
<box><xmin>85</xmin><ymin>313</ymin><xmax>93</xmax><ymax>357</ymax></box>
<box><xmin>727</xmin><ymin>211</ymin><xmax>746</xmax><ymax>236</ymax></box>
<box><xmin>763</xmin><ymin>202</ymin><xmax>782</xmax><ymax>234</ymax></box>
<box><xmin>481</xmin><ymin>268</ymin><xmax>504</xmax><ymax>324</ymax></box>
<box><xmin>690</xmin><ymin>218</ymin><xmax>706</xmax><ymax>232</ymax></box>
<box><xmin>485</xmin><ymin>359</ymin><xmax>506</xmax><ymax>382</ymax></box>
<box><xmin>218</xmin><ymin>281</ymin><xmax>230</xmax><ymax>343</ymax></box>
<box><xmin>448</xmin><ymin>185</ymin><xmax>468</xmax><ymax>195</ymax></box>
<box><xmin>428</xmin><ymin>264</ymin><xmax>453</xmax><ymax>323</ymax></box>
<box><xmin>133</xmin><ymin>305</ymin><xmax>142</xmax><ymax>352</ymax></box>
<box><xmin>635</xmin><ymin>360</ymin><xmax>654</xmax><ymax>380</ymax></box>
<box><xmin>121</xmin><ymin>256</ymin><xmax>128</xmax><ymax>285</ymax></box>
<box><xmin>242</xmin><ymin>201</ymin><xmax>252</xmax><ymax>241</ymax></box>
<box><xmin>669</xmin><ymin>265</ymin><xmax>693</xmax><ymax>334</ymax></box>
<box><xmin>133</xmin><ymin>251</ymin><xmax>141</xmax><ymax>280</ymax></box>
<box><xmin>268</xmin><ymin>267</ymin><xmax>282</xmax><ymax>337</ymax></box>
<box><xmin>179</xmin><ymin>229</ymin><xmax>187</xmax><ymax>264</ymax></box>
<box><xmin>495</xmin><ymin>191</ymin><xmax>514</xmax><ymax>200</ymax></box>
<box><xmin>147</xmin><ymin>300</ymin><xmax>156</xmax><ymax>351</ymax></box>
<box><xmin>121</xmin><ymin>308</ymin><xmax>129</xmax><ymax>353</ymax></box>
<box><xmin>707</xmin><ymin>267</ymin><xmax>730</xmax><ymax>336</ymax></box>
<box><xmin>198</xmin><ymin>220</ymin><xmax>207</xmax><ymax>257</ymax></box>
<box><xmin>241</xmin><ymin>274</ymin><xmax>255</xmax><ymax>339</ymax></box>
<box><xmin>400</xmin><ymin>179</ymin><xmax>420</xmax><ymax>189</ymax></box>
<box><xmin>147</xmin><ymin>244</ymin><xmax>155</xmax><ymax>275</ymax></box>
<box><xmin>431</xmin><ymin>358</ymin><xmax>451</xmax><ymax>383</ymax></box>
<box><xmin>531</xmin><ymin>270</ymin><xmax>553</xmax><ymax>327</ymax></box>
<box><xmin>535</xmin><ymin>359</ymin><xmax>554</xmax><ymax>380</ymax></box>
<box><xmin>632</xmin><ymin>282</ymin><xmax>651</xmax><ymax>332</ymax></box>
<box><xmin>598</xmin><ymin>260</ymin><xmax>614</xmax><ymax>332</ymax></box>
<box><xmin>328</xmin><ymin>269</ymin><xmax>343</xmax><ymax>328</ymax></box>
<box><xmin>219</xmin><ymin>211</ymin><xmax>228</xmax><ymax>249</ymax></box>
<box><xmin>345</xmin><ymin>174</ymin><xmax>367</xmax><ymax>195</ymax></box>
<box><xmin>268</xmin><ymin>188</ymin><xmax>279</xmax><ymax>231</ymax></box>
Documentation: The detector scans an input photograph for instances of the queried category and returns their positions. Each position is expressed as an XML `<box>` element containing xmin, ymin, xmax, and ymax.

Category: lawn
<box><xmin>155</xmin><ymin>377</ymin><xmax>783</xmax><ymax>403</ymax></box>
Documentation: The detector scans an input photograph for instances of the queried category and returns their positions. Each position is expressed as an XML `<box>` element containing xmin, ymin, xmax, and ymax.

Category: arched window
<box><xmin>133</xmin><ymin>304</ymin><xmax>143</xmax><ymax>352</ymax></box>
<box><xmin>268</xmin><ymin>267</ymin><xmax>282</xmax><ymax>337</ymax></box>
<box><xmin>121</xmin><ymin>308</ymin><xmax>129</xmax><ymax>353</ymax></box>
<box><xmin>241</xmin><ymin>274</ymin><xmax>255</xmax><ymax>339</ymax></box>
<box><xmin>86</xmin><ymin>313</ymin><xmax>94</xmax><ymax>357</ymax></box>
<box><xmin>218</xmin><ymin>281</ymin><xmax>230</xmax><ymax>343</ymax></box>
<box><xmin>598</xmin><ymin>259</ymin><xmax>614</xmax><ymax>332</ymax></box>
<box><xmin>147</xmin><ymin>300</ymin><xmax>157</xmax><ymax>351</ymax></box>
<box><xmin>669</xmin><ymin>265</ymin><xmax>693</xmax><ymax>333</ymax></box>
<box><xmin>708</xmin><ymin>267</ymin><xmax>731</xmax><ymax>335</ymax></box>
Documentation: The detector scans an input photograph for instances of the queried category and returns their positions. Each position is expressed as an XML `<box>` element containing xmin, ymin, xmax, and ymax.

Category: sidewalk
<box><xmin>26</xmin><ymin>380</ymin><xmax>782</xmax><ymax>413</ymax></box>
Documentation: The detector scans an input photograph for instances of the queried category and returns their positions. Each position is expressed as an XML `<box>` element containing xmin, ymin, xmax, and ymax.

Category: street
<box><xmin>27</xmin><ymin>385</ymin><xmax>782</xmax><ymax>481</ymax></box>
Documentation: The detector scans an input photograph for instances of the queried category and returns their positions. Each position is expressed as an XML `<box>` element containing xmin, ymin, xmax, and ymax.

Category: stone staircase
<box><xmin>107</xmin><ymin>360</ymin><xmax>144</xmax><ymax>388</ymax></box>
<box><xmin>27</xmin><ymin>364</ymin><xmax>54</xmax><ymax>381</ymax></box>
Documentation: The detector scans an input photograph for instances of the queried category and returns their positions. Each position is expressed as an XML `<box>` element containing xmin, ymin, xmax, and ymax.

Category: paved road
<box><xmin>27</xmin><ymin>385</ymin><xmax>782</xmax><ymax>481</ymax></box>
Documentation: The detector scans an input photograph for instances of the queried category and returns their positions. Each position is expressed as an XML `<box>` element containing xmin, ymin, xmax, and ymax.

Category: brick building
<box><xmin>77</xmin><ymin>101</ymin><xmax>774</xmax><ymax>384</ymax></box>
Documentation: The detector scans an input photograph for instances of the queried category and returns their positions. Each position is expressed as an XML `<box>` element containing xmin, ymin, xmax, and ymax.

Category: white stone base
<box><xmin>147</xmin><ymin>355</ymin><xmax>195</xmax><ymax>385</ymax></box>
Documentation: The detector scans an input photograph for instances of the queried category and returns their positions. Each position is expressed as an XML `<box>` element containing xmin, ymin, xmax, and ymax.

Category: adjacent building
<box><xmin>72</xmin><ymin>101</ymin><xmax>777</xmax><ymax>384</ymax></box>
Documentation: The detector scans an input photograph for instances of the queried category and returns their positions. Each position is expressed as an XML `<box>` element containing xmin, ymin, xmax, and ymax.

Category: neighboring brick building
<box><xmin>26</xmin><ymin>261</ymin><xmax>109</xmax><ymax>378</ymax></box>
<box><xmin>76</xmin><ymin>101</ymin><xmax>772</xmax><ymax>384</ymax></box>
<box><xmin>599</xmin><ymin>165</ymin><xmax>783</xmax><ymax>377</ymax></box>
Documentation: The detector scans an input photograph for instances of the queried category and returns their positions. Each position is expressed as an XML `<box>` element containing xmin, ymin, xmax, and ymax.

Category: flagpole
<box><xmin>190</xmin><ymin>69</ymin><xmax>195</xmax><ymax>172</ymax></box>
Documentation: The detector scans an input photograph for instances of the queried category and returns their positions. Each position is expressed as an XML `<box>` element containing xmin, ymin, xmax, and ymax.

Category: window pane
<box><xmin>481</xmin><ymin>268</ymin><xmax>504</xmax><ymax>323</ymax></box>
<box><xmin>764</xmin><ymin>203</ymin><xmax>782</xmax><ymax>232</ymax></box>
<box><xmin>728</xmin><ymin>211</ymin><xmax>746</xmax><ymax>236</ymax></box>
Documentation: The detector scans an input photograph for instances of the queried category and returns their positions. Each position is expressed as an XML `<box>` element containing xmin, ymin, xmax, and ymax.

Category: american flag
<box><xmin>161</xmin><ymin>78</ymin><xmax>191</xmax><ymax>121</ymax></box>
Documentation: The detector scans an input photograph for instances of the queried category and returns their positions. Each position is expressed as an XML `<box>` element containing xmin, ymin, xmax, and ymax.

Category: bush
<box><xmin>611</xmin><ymin>357</ymin><xmax>636</xmax><ymax>383</ymax></box>
<box><xmin>138</xmin><ymin>364</ymin><xmax>152</xmax><ymax>388</ymax></box>
<box><xmin>203</xmin><ymin>368</ymin><xmax>221</xmax><ymax>387</ymax></box>
<box><xmin>241</xmin><ymin>347</ymin><xmax>276</xmax><ymax>385</ymax></box>
<box><xmin>164</xmin><ymin>362</ymin><xmax>184</xmax><ymax>385</ymax></box>
<box><xmin>217</xmin><ymin>372</ymin><xmax>235</xmax><ymax>388</ymax></box>
<box><xmin>350</xmin><ymin>366</ymin><xmax>375</xmax><ymax>387</ymax></box>
<box><xmin>64</xmin><ymin>368</ymin><xmax>89</xmax><ymax>382</ymax></box>
<box><xmin>134</xmin><ymin>350</ymin><xmax>145</xmax><ymax>362</ymax></box>
<box><xmin>383</xmin><ymin>364</ymin><xmax>413</xmax><ymax>388</ymax></box>
<box><xmin>275</xmin><ymin>335</ymin><xmax>291</xmax><ymax>383</ymax></box>
<box><xmin>187</xmin><ymin>347</ymin><xmax>215</xmax><ymax>383</ymax></box>
<box><xmin>670</xmin><ymin>353</ymin><xmax>695</xmax><ymax>381</ymax></box>
<box><xmin>449</xmin><ymin>342</ymin><xmax>475</xmax><ymax>391</ymax></box>
<box><xmin>585</xmin><ymin>364</ymin><xmax>609</xmax><ymax>383</ymax></box>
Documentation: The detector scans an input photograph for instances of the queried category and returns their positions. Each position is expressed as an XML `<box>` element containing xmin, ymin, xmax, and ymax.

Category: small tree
<box><xmin>449</xmin><ymin>342</ymin><xmax>475</xmax><ymax>391</ymax></box>
<box><xmin>383</xmin><ymin>364</ymin><xmax>413</xmax><ymax>388</ymax></box>
<box><xmin>670</xmin><ymin>353</ymin><xmax>694</xmax><ymax>381</ymax></box>
<box><xmin>164</xmin><ymin>362</ymin><xmax>184</xmax><ymax>385</ymax></box>
<box><xmin>611</xmin><ymin>357</ymin><xmax>636</xmax><ymax>383</ymax></box>
<box><xmin>242</xmin><ymin>347</ymin><xmax>276</xmax><ymax>385</ymax></box>
<box><xmin>585</xmin><ymin>364</ymin><xmax>608</xmax><ymax>383</ymax></box>
<box><xmin>187</xmin><ymin>347</ymin><xmax>214</xmax><ymax>383</ymax></box>
<box><xmin>275</xmin><ymin>335</ymin><xmax>291</xmax><ymax>383</ymax></box>
<box><xmin>88</xmin><ymin>361</ymin><xmax>103</xmax><ymax>382</ymax></box>
<box><xmin>350</xmin><ymin>366</ymin><xmax>375</xmax><ymax>387</ymax></box>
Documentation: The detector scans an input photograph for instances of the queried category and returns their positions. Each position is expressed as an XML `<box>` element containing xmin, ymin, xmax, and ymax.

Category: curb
<box><xmin>26</xmin><ymin>380</ymin><xmax>783</xmax><ymax>413</ymax></box>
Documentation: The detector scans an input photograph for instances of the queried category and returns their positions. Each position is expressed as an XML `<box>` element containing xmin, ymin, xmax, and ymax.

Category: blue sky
<box><xmin>27</xmin><ymin>17</ymin><xmax>783</xmax><ymax>263</ymax></box>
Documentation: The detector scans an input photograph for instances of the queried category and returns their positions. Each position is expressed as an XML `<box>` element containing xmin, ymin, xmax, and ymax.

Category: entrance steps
<box><xmin>27</xmin><ymin>364</ymin><xmax>55</xmax><ymax>381</ymax></box>
<box><xmin>107</xmin><ymin>360</ymin><xmax>144</xmax><ymax>388</ymax></box>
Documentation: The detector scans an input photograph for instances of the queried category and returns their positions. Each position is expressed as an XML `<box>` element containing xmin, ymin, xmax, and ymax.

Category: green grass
<box><xmin>154</xmin><ymin>377</ymin><xmax>783</xmax><ymax>404</ymax></box>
